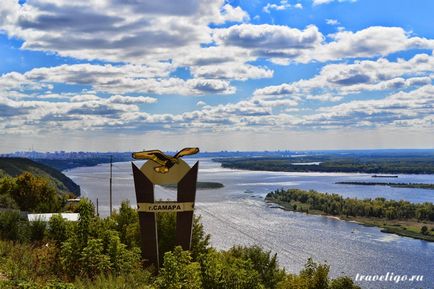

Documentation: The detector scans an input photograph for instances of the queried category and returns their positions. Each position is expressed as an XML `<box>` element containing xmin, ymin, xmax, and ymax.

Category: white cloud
<box><xmin>313</xmin><ymin>0</ymin><xmax>356</xmax><ymax>6</ymax></box>
<box><xmin>214</xmin><ymin>24</ymin><xmax>322</xmax><ymax>50</ymax></box>
<box><xmin>254</xmin><ymin>53</ymin><xmax>434</xmax><ymax>99</ymax></box>
<box><xmin>1</xmin><ymin>63</ymin><xmax>237</xmax><ymax>96</ymax></box>
<box><xmin>212</xmin><ymin>25</ymin><xmax>434</xmax><ymax>65</ymax></box>
<box><xmin>70</xmin><ymin>95</ymin><xmax>101</xmax><ymax>102</ymax></box>
<box><xmin>190</xmin><ymin>63</ymin><xmax>273</xmax><ymax>80</ymax></box>
<box><xmin>1</xmin><ymin>83</ymin><xmax>433</xmax><ymax>136</ymax></box>
<box><xmin>218</xmin><ymin>4</ymin><xmax>250</xmax><ymax>23</ymax></box>
<box><xmin>263</xmin><ymin>1</ymin><xmax>291</xmax><ymax>13</ymax></box>
<box><xmin>1</xmin><ymin>1</ymin><xmax>434</xmax><ymax>140</ymax></box>
<box><xmin>108</xmin><ymin>95</ymin><xmax>158</xmax><ymax>104</ymax></box>
<box><xmin>187</xmin><ymin>79</ymin><xmax>236</xmax><ymax>94</ymax></box>
<box><xmin>326</xmin><ymin>19</ymin><xmax>339</xmax><ymax>25</ymax></box>
<box><xmin>311</xmin><ymin>26</ymin><xmax>434</xmax><ymax>62</ymax></box>
<box><xmin>303</xmin><ymin>85</ymin><xmax>434</xmax><ymax>128</ymax></box>
<box><xmin>2</xmin><ymin>1</ymin><xmax>433</xmax><ymax>78</ymax></box>
<box><xmin>0</xmin><ymin>0</ymin><xmax>247</xmax><ymax>64</ymax></box>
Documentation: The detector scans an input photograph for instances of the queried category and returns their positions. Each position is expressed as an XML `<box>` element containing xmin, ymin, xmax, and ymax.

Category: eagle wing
<box><xmin>174</xmin><ymin>147</ymin><xmax>200</xmax><ymax>159</ymax></box>
<box><xmin>132</xmin><ymin>149</ymin><xmax>170</xmax><ymax>166</ymax></box>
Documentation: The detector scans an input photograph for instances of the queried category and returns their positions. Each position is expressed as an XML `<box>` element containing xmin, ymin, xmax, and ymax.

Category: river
<box><xmin>65</xmin><ymin>158</ymin><xmax>434</xmax><ymax>289</ymax></box>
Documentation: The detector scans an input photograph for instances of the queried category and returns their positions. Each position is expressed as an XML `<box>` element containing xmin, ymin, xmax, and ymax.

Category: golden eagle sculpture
<box><xmin>132</xmin><ymin>147</ymin><xmax>199</xmax><ymax>174</ymax></box>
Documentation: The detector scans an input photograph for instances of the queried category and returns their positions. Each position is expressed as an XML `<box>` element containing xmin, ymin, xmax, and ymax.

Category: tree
<box><xmin>77</xmin><ymin>198</ymin><xmax>95</xmax><ymax>246</ymax></box>
<box><xmin>29</xmin><ymin>218</ymin><xmax>47</xmax><ymax>242</ymax></box>
<box><xmin>9</xmin><ymin>172</ymin><xmax>63</xmax><ymax>212</ymax></box>
<box><xmin>0</xmin><ymin>176</ymin><xmax>16</xmax><ymax>196</ymax></box>
<box><xmin>0</xmin><ymin>210</ymin><xmax>29</xmax><ymax>242</ymax></box>
<box><xmin>420</xmin><ymin>225</ymin><xmax>428</xmax><ymax>235</ymax></box>
<box><xmin>191</xmin><ymin>216</ymin><xmax>210</xmax><ymax>261</ymax></box>
<box><xmin>329</xmin><ymin>277</ymin><xmax>361</xmax><ymax>289</ymax></box>
<box><xmin>154</xmin><ymin>246</ymin><xmax>202</xmax><ymax>289</ymax></box>
<box><xmin>0</xmin><ymin>193</ymin><xmax>18</xmax><ymax>209</ymax></box>
<box><xmin>227</xmin><ymin>245</ymin><xmax>285</xmax><ymax>289</ymax></box>
<box><xmin>48</xmin><ymin>214</ymin><xmax>70</xmax><ymax>245</ymax></box>
<box><xmin>299</xmin><ymin>258</ymin><xmax>329</xmax><ymax>289</ymax></box>
<box><xmin>157</xmin><ymin>211</ymin><xmax>177</xmax><ymax>264</ymax></box>
<box><xmin>79</xmin><ymin>238</ymin><xmax>111</xmax><ymax>278</ymax></box>
<box><xmin>156</xmin><ymin>211</ymin><xmax>211</xmax><ymax>264</ymax></box>
<box><xmin>199</xmin><ymin>249</ymin><xmax>263</xmax><ymax>289</ymax></box>
<box><xmin>114</xmin><ymin>200</ymin><xmax>139</xmax><ymax>248</ymax></box>
<box><xmin>103</xmin><ymin>230</ymin><xmax>141</xmax><ymax>275</ymax></box>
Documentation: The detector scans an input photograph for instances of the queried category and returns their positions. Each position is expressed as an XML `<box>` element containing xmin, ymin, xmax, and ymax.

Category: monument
<box><xmin>131</xmin><ymin>148</ymin><xmax>199</xmax><ymax>269</ymax></box>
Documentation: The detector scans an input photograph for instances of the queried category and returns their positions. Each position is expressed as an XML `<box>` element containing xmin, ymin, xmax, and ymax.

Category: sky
<box><xmin>0</xmin><ymin>0</ymin><xmax>434</xmax><ymax>153</ymax></box>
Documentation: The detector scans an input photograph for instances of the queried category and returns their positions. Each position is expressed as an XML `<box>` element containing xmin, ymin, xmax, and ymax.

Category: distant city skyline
<box><xmin>1</xmin><ymin>0</ymin><xmax>433</xmax><ymax>153</ymax></box>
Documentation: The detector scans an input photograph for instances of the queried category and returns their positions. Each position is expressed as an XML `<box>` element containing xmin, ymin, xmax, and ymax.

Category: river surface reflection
<box><xmin>65</xmin><ymin>158</ymin><xmax>434</xmax><ymax>289</ymax></box>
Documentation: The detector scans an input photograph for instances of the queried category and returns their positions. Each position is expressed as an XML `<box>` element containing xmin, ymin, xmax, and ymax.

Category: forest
<box><xmin>216</xmin><ymin>154</ymin><xmax>434</xmax><ymax>174</ymax></box>
<box><xmin>0</xmin><ymin>173</ymin><xmax>361</xmax><ymax>289</ymax></box>
<box><xmin>336</xmin><ymin>182</ymin><xmax>434</xmax><ymax>190</ymax></box>
<box><xmin>266</xmin><ymin>189</ymin><xmax>434</xmax><ymax>221</ymax></box>
<box><xmin>266</xmin><ymin>189</ymin><xmax>434</xmax><ymax>241</ymax></box>
<box><xmin>0</xmin><ymin>158</ymin><xmax>80</xmax><ymax>196</ymax></box>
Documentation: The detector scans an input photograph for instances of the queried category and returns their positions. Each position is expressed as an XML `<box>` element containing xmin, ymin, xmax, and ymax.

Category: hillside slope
<box><xmin>0</xmin><ymin>157</ymin><xmax>80</xmax><ymax>196</ymax></box>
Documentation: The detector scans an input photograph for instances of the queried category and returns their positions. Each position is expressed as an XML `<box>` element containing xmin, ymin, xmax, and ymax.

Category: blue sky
<box><xmin>0</xmin><ymin>0</ymin><xmax>433</xmax><ymax>152</ymax></box>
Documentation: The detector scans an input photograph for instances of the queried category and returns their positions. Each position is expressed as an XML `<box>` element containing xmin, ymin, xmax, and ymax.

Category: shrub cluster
<box><xmin>0</xmin><ymin>173</ymin><xmax>362</xmax><ymax>289</ymax></box>
<box><xmin>0</xmin><ymin>173</ymin><xmax>68</xmax><ymax>212</ymax></box>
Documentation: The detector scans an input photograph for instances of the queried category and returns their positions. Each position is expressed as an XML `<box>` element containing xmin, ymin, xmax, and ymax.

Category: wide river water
<box><xmin>65</xmin><ymin>158</ymin><xmax>434</xmax><ymax>289</ymax></box>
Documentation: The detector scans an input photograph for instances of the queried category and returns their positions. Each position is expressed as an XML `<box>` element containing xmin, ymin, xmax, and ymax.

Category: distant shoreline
<box><xmin>336</xmin><ymin>181</ymin><xmax>434</xmax><ymax>190</ymax></box>
<box><xmin>216</xmin><ymin>156</ymin><xmax>434</xmax><ymax>175</ymax></box>
<box><xmin>266</xmin><ymin>199</ymin><xmax>434</xmax><ymax>242</ymax></box>
<box><xmin>266</xmin><ymin>189</ymin><xmax>434</xmax><ymax>242</ymax></box>
<box><xmin>162</xmin><ymin>182</ymin><xmax>224</xmax><ymax>190</ymax></box>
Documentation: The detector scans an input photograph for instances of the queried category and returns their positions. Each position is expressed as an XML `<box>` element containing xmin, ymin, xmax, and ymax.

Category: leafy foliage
<box><xmin>0</xmin><ymin>210</ymin><xmax>30</xmax><ymax>242</ymax></box>
<box><xmin>0</xmin><ymin>172</ymin><xmax>66</xmax><ymax>212</ymax></box>
<box><xmin>267</xmin><ymin>189</ymin><xmax>434</xmax><ymax>221</ymax></box>
<box><xmin>154</xmin><ymin>247</ymin><xmax>202</xmax><ymax>289</ymax></box>
<box><xmin>227</xmin><ymin>245</ymin><xmax>285</xmax><ymax>289</ymax></box>
<box><xmin>199</xmin><ymin>249</ymin><xmax>263</xmax><ymax>289</ymax></box>
<box><xmin>0</xmin><ymin>199</ymin><xmax>361</xmax><ymax>289</ymax></box>
<box><xmin>0</xmin><ymin>157</ymin><xmax>80</xmax><ymax>196</ymax></box>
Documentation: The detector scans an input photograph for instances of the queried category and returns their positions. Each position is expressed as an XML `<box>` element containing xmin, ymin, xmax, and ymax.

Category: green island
<box><xmin>266</xmin><ymin>189</ymin><xmax>434</xmax><ymax>242</ymax></box>
<box><xmin>162</xmin><ymin>181</ymin><xmax>224</xmax><ymax>190</ymax></box>
<box><xmin>216</xmin><ymin>154</ymin><xmax>434</xmax><ymax>174</ymax></box>
<box><xmin>336</xmin><ymin>181</ymin><xmax>434</xmax><ymax>190</ymax></box>
<box><xmin>0</xmin><ymin>175</ymin><xmax>361</xmax><ymax>289</ymax></box>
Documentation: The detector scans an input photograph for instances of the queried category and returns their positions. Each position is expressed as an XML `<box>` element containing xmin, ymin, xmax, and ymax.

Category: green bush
<box><xmin>227</xmin><ymin>245</ymin><xmax>285</xmax><ymax>289</ymax></box>
<box><xmin>0</xmin><ymin>211</ymin><xmax>29</xmax><ymax>242</ymax></box>
<box><xmin>199</xmin><ymin>249</ymin><xmax>263</xmax><ymax>289</ymax></box>
<box><xmin>154</xmin><ymin>246</ymin><xmax>202</xmax><ymax>289</ymax></box>
<box><xmin>0</xmin><ymin>194</ymin><xmax>19</xmax><ymax>210</ymax></box>
<box><xmin>29</xmin><ymin>219</ymin><xmax>47</xmax><ymax>242</ymax></box>
<box><xmin>0</xmin><ymin>199</ymin><xmax>361</xmax><ymax>289</ymax></box>
<box><xmin>0</xmin><ymin>173</ymin><xmax>66</xmax><ymax>213</ymax></box>
<box><xmin>48</xmin><ymin>214</ymin><xmax>69</xmax><ymax>245</ymax></box>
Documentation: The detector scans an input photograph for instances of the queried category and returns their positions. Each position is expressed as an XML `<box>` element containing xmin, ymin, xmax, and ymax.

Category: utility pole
<box><xmin>109</xmin><ymin>155</ymin><xmax>113</xmax><ymax>217</ymax></box>
<box><xmin>96</xmin><ymin>198</ymin><xmax>99</xmax><ymax>217</ymax></box>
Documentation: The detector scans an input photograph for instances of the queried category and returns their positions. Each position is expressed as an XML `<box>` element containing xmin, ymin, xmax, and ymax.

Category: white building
<box><xmin>27</xmin><ymin>213</ymin><xmax>79</xmax><ymax>222</ymax></box>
